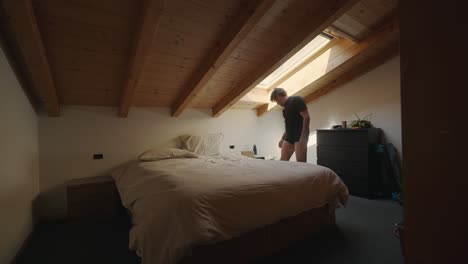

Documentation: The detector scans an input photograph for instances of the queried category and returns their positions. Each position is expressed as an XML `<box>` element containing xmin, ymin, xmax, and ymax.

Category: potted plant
<box><xmin>349</xmin><ymin>113</ymin><xmax>373</xmax><ymax>128</ymax></box>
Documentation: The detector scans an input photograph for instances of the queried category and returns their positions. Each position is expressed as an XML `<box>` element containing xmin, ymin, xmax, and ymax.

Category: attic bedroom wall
<box><xmin>38</xmin><ymin>107</ymin><xmax>282</xmax><ymax>219</ymax></box>
<box><xmin>0</xmin><ymin>43</ymin><xmax>40</xmax><ymax>263</ymax></box>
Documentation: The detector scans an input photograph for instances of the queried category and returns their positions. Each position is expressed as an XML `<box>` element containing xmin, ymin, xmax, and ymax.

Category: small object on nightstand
<box><xmin>67</xmin><ymin>175</ymin><xmax>120</xmax><ymax>223</ymax></box>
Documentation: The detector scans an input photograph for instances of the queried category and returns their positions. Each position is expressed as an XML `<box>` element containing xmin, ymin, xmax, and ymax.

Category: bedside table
<box><xmin>241</xmin><ymin>151</ymin><xmax>266</xmax><ymax>159</ymax></box>
<box><xmin>67</xmin><ymin>175</ymin><xmax>121</xmax><ymax>222</ymax></box>
<box><xmin>241</xmin><ymin>151</ymin><xmax>254</xmax><ymax>158</ymax></box>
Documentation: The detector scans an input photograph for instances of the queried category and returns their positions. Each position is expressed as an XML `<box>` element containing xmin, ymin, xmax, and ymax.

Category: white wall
<box><xmin>257</xmin><ymin>56</ymin><xmax>402</xmax><ymax>163</ymax></box>
<box><xmin>38</xmin><ymin>107</ymin><xmax>273</xmax><ymax>219</ymax></box>
<box><xmin>0</xmin><ymin>45</ymin><xmax>40</xmax><ymax>263</ymax></box>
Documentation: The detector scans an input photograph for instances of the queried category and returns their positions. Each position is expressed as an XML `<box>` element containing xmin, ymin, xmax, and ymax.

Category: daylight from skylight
<box><xmin>258</xmin><ymin>33</ymin><xmax>332</xmax><ymax>88</ymax></box>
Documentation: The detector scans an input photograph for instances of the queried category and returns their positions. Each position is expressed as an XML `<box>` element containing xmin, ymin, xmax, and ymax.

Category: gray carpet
<box><xmin>17</xmin><ymin>196</ymin><xmax>404</xmax><ymax>264</ymax></box>
<box><xmin>257</xmin><ymin>196</ymin><xmax>404</xmax><ymax>263</ymax></box>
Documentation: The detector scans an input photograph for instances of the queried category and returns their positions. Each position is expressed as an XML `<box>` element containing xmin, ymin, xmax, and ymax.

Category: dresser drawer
<box><xmin>317</xmin><ymin>131</ymin><xmax>368</xmax><ymax>146</ymax></box>
<box><xmin>317</xmin><ymin>159</ymin><xmax>345</xmax><ymax>177</ymax></box>
<box><xmin>317</xmin><ymin>146</ymin><xmax>368</xmax><ymax>162</ymax></box>
<box><xmin>344</xmin><ymin>162</ymin><xmax>369</xmax><ymax>181</ymax></box>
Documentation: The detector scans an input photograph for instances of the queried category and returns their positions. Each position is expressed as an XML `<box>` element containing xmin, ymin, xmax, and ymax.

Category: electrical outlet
<box><xmin>93</xmin><ymin>154</ymin><xmax>104</xmax><ymax>160</ymax></box>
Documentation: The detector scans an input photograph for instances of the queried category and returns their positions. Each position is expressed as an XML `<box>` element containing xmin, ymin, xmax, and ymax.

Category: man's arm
<box><xmin>300</xmin><ymin>109</ymin><xmax>310</xmax><ymax>137</ymax></box>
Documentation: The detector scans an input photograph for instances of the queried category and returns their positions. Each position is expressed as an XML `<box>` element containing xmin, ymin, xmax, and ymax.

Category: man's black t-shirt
<box><xmin>282</xmin><ymin>96</ymin><xmax>308</xmax><ymax>143</ymax></box>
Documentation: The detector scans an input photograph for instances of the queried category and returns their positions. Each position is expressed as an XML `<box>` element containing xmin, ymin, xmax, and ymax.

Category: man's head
<box><xmin>270</xmin><ymin>88</ymin><xmax>288</xmax><ymax>106</ymax></box>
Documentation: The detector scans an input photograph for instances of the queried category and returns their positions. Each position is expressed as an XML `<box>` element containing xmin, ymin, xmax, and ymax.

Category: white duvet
<box><xmin>111</xmin><ymin>154</ymin><xmax>348</xmax><ymax>264</ymax></box>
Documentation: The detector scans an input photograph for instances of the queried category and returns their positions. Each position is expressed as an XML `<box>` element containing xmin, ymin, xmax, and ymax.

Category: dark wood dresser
<box><xmin>316</xmin><ymin>128</ymin><xmax>383</xmax><ymax>198</ymax></box>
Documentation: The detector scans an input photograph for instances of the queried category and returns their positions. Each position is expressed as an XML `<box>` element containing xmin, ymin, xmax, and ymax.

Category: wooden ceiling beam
<box><xmin>119</xmin><ymin>0</ymin><xmax>164</xmax><ymax>117</ymax></box>
<box><xmin>212</xmin><ymin>0</ymin><xmax>360</xmax><ymax>117</ymax></box>
<box><xmin>239</xmin><ymin>88</ymin><xmax>270</xmax><ymax>104</ymax></box>
<box><xmin>171</xmin><ymin>0</ymin><xmax>275</xmax><ymax>117</ymax></box>
<box><xmin>257</xmin><ymin>18</ymin><xmax>399</xmax><ymax>116</ymax></box>
<box><xmin>304</xmin><ymin>43</ymin><xmax>399</xmax><ymax>104</ymax></box>
<box><xmin>2</xmin><ymin>0</ymin><xmax>60</xmax><ymax>116</ymax></box>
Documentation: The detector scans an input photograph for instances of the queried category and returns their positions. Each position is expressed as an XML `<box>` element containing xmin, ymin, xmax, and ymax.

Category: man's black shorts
<box><xmin>284</xmin><ymin>129</ymin><xmax>309</xmax><ymax>144</ymax></box>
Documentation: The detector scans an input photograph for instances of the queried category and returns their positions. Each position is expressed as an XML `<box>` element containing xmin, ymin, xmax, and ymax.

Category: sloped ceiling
<box><xmin>1</xmin><ymin>0</ymin><xmax>399</xmax><ymax>117</ymax></box>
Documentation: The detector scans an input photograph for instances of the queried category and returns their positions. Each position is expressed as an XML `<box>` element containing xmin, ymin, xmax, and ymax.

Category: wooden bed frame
<box><xmin>180</xmin><ymin>205</ymin><xmax>336</xmax><ymax>263</ymax></box>
<box><xmin>67</xmin><ymin>176</ymin><xmax>337</xmax><ymax>263</ymax></box>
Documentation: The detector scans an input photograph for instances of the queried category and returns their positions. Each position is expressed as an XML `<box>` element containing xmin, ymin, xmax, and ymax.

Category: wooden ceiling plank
<box><xmin>118</xmin><ymin>0</ymin><xmax>165</xmax><ymax>117</ymax></box>
<box><xmin>171</xmin><ymin>0</ymin><xmax>276</xmax><ymax>117</ymax></box>
<box><xmin>212</xmin><ymin>0</ymin><xmax>360</xmax><ymax>117</ymax></box>
<box><xmin>3</xmin><ymin>0</ymin><xmax>60</xmax><ymax>116</ymax></box>
<box><xmin>33</xmin><ymin>0</ymin><xmax>136</xmax><ymax>31</ymax></box>
<box><xmin>256</xmin><ymin>18</ymin><xmax>398</xmax><ymax>116</ymax></box>
<box><xmin>239</xmin><ymin>88</ymin><xmax>269</xmax><ymax>104</ymax></box>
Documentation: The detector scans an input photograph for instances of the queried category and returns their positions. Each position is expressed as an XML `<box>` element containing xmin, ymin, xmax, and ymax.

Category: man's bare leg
<box><xmin>281</xmin><ymin>140</ymin><xmax>295</xmax><ymax>161</ymax></box>
<box><xmin>295</xmin><ymin>136</ymin><xmax>308</xmax><ymax>162</ymax></box>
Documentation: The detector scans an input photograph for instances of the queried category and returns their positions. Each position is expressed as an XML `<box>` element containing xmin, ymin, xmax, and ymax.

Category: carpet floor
<box><xmin>17</xmin><ymin>196</ymin><xmax>404</xmax><ymax>264</ymax></box>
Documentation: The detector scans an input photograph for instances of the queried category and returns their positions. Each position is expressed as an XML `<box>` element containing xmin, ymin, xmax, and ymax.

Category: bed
<box><xmin>111</xmin><ymin>144</ymin><xmax>348</xmax><ymax>264</ymax></box>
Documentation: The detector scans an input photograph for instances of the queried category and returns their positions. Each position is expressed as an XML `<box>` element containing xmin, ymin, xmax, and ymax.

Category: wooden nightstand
<box><xmin>241</xmin><ymin>151</ymin><xmax>254</xmax><ymax>158</ymax></box>
<box><xmin>67</xmin><ymin>175</ymin><xmax>121</xmax><ymax>222</ymax></box>
<box><xmin>241</xmin><ymin>151</ymin><xmax>268</xmax><ymax>159</ymax></box>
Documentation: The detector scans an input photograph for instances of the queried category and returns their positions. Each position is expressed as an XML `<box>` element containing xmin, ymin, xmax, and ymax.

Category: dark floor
<box><xmin>17</xmin><ymin>196</ymin><xmax>404</xmax><ymax>264</ymax></box>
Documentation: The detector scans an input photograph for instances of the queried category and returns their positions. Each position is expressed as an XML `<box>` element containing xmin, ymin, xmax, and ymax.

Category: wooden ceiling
<box><xmin>1</xmin><ymin>0</ymin><xmax>399</xmax><ymax>117</ymax></box>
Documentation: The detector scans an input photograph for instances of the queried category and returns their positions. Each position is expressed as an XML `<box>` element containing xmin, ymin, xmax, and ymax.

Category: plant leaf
<box><xmin>354</xmin><ymin>112</ymin><xmax>361</xmax><ymax>120</ymax></box>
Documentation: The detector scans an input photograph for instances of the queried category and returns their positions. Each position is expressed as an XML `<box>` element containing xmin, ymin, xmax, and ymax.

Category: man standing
<box><xmin>270</xmin><ymin>88</ymin><xmax>310</xmax><ymax>162</ymax></box>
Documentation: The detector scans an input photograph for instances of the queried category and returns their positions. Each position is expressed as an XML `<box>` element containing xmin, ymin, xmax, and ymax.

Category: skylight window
<box><xmin>258</xmin><ymin>33</ymin><xmax>332</xmax><ymax>89</ymax></box>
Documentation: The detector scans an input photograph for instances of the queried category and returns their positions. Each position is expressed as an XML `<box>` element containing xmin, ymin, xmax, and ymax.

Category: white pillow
<box><xmin>138</xmin><ymin>148</ymin><xmax>198</xmax><ymax>162</ymax></box>
<box><xmin>180</xmin><ymin>133</ymin><xmax>223</xmax><ymax>156</ymax></box>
